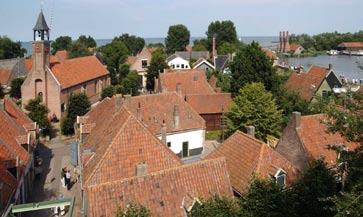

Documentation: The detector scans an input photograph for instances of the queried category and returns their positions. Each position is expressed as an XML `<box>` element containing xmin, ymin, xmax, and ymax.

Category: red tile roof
<box><xmin>262</xmin><ymin>48</ymin><xmax>277</xmax><ymax>60</ymax></box>
<box><xmin>290</xmin><ymin>43</ymin><xmax>303</xmax><ymax>52</ymax></box>
<box><xmin>0</xmin><ymin>162</ymin><xmax>17</xmax><ymax>209</ymax></box>
<box><xmin>285</xmin><ymin>65</ymin><xmax>329</xmax><ymax>101</ymax></box>
<box><xmin>0</xmin><ymin>69</ymin><xmax>12</xmax><ymax>85</ymax></box>
<box><xmin>54</xmin><ymin>50</ymin><xmax>68</xmax><ymax>62</ymax></box>
<box><xmin>24</xmin><ymin>59</ymin><xmax>32</xmax><ymax>72</ymax></box>
<box><xmin>205</xmin><ymin>131</ymin><xmax>298</xmax><ymax>194</ymax></box>
<box><xmin>185</xmin><ymin>93</ymin><xmax>232</xmax><ymax>114</ymax></box>
<box><xmin>338</xmin><ymin>42</ymin><xmax>363</xmax><ymax>49</ymax></box>
<box><xmin>123</xmin><ymin>93</ymin><xmax>206</xmax><ymax>134</ymax></box>
<box><xmin>81</xmin><ymin>97</ymin><xmax>182</xmax><ymax>186</ymax></box>
<box><xmin>86</xmin><ymin>158</ymin><xmax>233</xmax><ymax>217</ymax></box>
<box><xmin>51</xmin><ymin>55</ymin><xmax>109</xmax><ymax>89</ymax></box>
<box><xmin>297</xmin><ymin>114</ymin><xmax>359</xmax><ymax>165</ymax></box>
<box><xmin>158</xmin><ymin>69</ymin><xmax>215</xmax><ymax>96</ymax></box>
<box><xmin>126</xmin><ymin>56</ymin><xmax>137</xmax><ymax>65</ymax></box>
<box><xmin>4</xmin><ymin>98</ymin><xmax>33</xmax><ymax>127</ymax></box>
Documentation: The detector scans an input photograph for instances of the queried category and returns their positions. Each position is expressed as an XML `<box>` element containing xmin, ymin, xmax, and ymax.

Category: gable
<box><xmin>326</xmin><ymin>71</ymin><xmax>342</xmax><ymax>89</ymax></box>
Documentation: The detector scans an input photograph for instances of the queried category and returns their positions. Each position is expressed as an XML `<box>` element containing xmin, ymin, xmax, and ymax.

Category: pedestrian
<box><xmin>66</xmin><ymin>169</ymin><xmax>71</xmax><ymax>191</ymax></box>
<box><xmin>61</xmin><ymin>168</ymin><xmax>66</xmax><ymax>188</ymax></box>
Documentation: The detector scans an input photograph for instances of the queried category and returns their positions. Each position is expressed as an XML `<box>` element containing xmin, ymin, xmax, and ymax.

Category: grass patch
<box><xmin>206</xmin><ymin>130</ymin><xmax>222</xmax><ymax>141</ymax></box>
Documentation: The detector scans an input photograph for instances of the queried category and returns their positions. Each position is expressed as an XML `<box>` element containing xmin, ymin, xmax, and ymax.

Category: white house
<box><xmin>123</xmin><ymin>93</ymin><xmax>206</xmax><ymax>158</ymax></box>
<box><xmin>192</xmin><ymin>58</ymin><xmax>215</xmax><ymax>73</ymax></box>
<box><xmin>166</xmin><ymin>54</ymin><xmax>191</xmax><ymax>70</ymax></box>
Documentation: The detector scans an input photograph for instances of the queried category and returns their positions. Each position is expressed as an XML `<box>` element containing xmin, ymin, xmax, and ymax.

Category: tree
<box><xmin>188</xmin><ymin>196</ymin><xmax>240</xmax><ymax>217</ymax></box>
<box><xmin>218</xmin><ymin>42</ymin><xmax>238</xmax><ymax>55</ymax></box>
<box><xmin>146</xmin><ymin>48</ymin><xmax>168</xmax><ymax>91</ymax></box>
<box><xmin>51</xmin><ymin>36</ymin><xmax>72</xmax><ymax>54</ymax></box>
<box><xmin>230</xmin><ymin>41</ymin><xmax>278</xmax><ymax>94</ymax></box>
<box><xmin>291</xmin><ymin>159</ymin><xmax>337</xmax><ymax>217</ymax></box>
<box><xmin>192</xmin><ymin>43</ymin><xmax>208</xmax><ymax>51</ymax></box>
<box><xmin>101</xmin><ymin>86</ymin><xmax>115</xmax><ymax>99</ymax></box>
<box><xmin>61</xmin><ymin>93</ymin><xmax>90</xmax><ymax>135</ymax></box>
<box><xmin>120</xmin><ymin>71</ymin><xmax>141</xmax><ymax>96</ymax></box>
<box><xmin>25</xmin><ymin>97</ymin><xmax>51</xmax><ymax>136</ymax></box>
<box><xmin>98</xmin><ymin>41</ymin><xmax>129</xmax><ymax>85</ymax></box>
<box><xmin>165</xmin><ymin>24</ymin><xmax>190</xmax><ymax>54</ymax></box>
<box><xmin>226</xmin><ymin>83</ymin><xmax>283</xmax><ymax>140</ymax></box>
<box><xmin>68</xmin><ymin>41</ymin><xmax>92</xmax><ymax>58</ymax></box>
<box><xmin>76</xmin><ymin>35</ymin><xmax>97</xmax><ymax>48</ymax></box>
<box><xmin>147</xmin><ymin>43</ymin><xmax>164</xmax><ymax>49</ymax></box>
<box><xmin>240</xmin><ymin>179</ymin><xmax>295</xmax><ymax>217</ymax></box>
<box><xmin>206</xmin><ymin>20</ymin><xmax>238</xmax><ymax>51</ymax></box>
<box><xmin>193</xmin><ymin>39</ymin><xmax>209</xmax><ymax>51</ymax></box>
<box><xmin>9</xmin><ymin>77</ymin><xmax>25</xmax><ymax>99</ymax></box>
<box><xmin>114</xmin><ymin>34</ymin><xmax>145</xmax><ymax>55</ymax></box>
<box><xmin>116</xmin><ymin>203</ymin><xmax>151</xmax><ymax>217</ymax></box>
<box><xmin>0</xmin><ymin>36</ymin><xmax>26</xmax><ymax>59</ymax></box>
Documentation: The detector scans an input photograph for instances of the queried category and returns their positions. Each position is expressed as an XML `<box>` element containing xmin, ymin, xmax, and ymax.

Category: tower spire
<box><xmin>33</xmin><ymin>10</ymin><xmax>50</xmax><ymax>41</ymax></box>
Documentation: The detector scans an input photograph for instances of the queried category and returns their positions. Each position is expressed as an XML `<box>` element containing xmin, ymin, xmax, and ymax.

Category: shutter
<box><xmin>70</xmin><ymin>141</ymin><xmax>79</xmax><ymax>166</ymax></box>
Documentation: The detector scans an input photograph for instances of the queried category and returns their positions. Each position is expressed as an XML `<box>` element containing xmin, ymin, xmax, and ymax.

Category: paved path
<box><xmin>24</xmin><ymin>128</ymin><xmax>81</xmax><ymax>217</ymax></box>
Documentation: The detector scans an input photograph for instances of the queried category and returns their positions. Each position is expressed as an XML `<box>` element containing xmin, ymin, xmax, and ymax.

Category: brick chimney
<box><xmin>0</xmin><ymin>99</ymin><xmax>4</xmax><ymax>111</ymax></box>
<box><xmin>292</xmin><ymin>111</ymin><xmax>301</xmax><ymax>129</ymax></box>
<box><xmin>137</xmin><ymin>102</ymin><xmax>141</xmax><ymax>120</ymax></box>
<box><xmin>285</xmin><ymin>31</ymin><xmax>291</xmax><ymax>52</ymax></box>
<box><xmin>246</xmin><ymin>126</ymin><xmax>255</xmax><ymax>138</ymax></box>
<box><xmin>173</xmin><ymin>104</ymin><xmax>180</xmax><ymax>129</ymax></box>
<box><xmin>282</xmin><ymin>31</ymin><xmax>286</xmax><ymax>53</ymax></box>
<box><xmin>328</xmin><ymin>64</ymin><xmax>333</xmax><ymax>71</ymax></box>
<box><xmin>161</xmin><ymin>121</ymin><xmax>167</xmax><ymax>145</ymax></box>
<box><xmin>279</xmin><ymin>31</ymin><xmax>283</xmax><ymax>53</ymax></box>
<box><xmin>212</xmin><ymin>33</ymin><xmax>217</xmax><ymax>59</ymax></box>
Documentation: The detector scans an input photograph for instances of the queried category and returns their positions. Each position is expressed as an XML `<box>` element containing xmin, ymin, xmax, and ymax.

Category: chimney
<box><xmin>282</xmin><ymin>31</ymin><xmax>286</xmax><ymax>53</ymax></box>
<box><xmin>161</xmin><ymin>121</ymin><xmax>167</xmax><ymax>145</ymax></box>
<box><xmin>285</xmin><ymin>31</ymin><xmax>290</xmax><ymax>52</ymax></box>
<box><xmin>0</xmin><ymin>99</ymin><xmax>4</xmax><ymax>111</ymax></box>
<box><xmin>279</xmin><ymin>32</ymin><xmax>283</xmax><ymax>52</ymax></box>
<box><xmin>137</xmin><ymin>102</ymin><xmax>141</xmax><ymax>120</ymax></box>
<box><xmin>114</xmin><ymin>94</ymin><xmax>123</xmax><ymax>109</ymax></box>
<box><xmin>212</xmin><ymin>33</ymin><xmax>217</xmax><ymax>58</ymax></box>
<box><xmin>328</xmin><ymin>64</ymin><xmax>333</xmax><ymax>71</ymax></box>
<box><xmin>292</xmin><ymin>111</ymin><xmax>301</xmax><ymax>129</ymax></box>
<box><xmin>176</xmin><ymin>83</ymin><xmax>182</xmax><ymax>96</ymax></box>
<box><xmin>173</xmin><ymin>104</ymin><xmax>180</xmax><ymax>129</ymax></box>
<box><xmin>136</xmin><ymin>162</ymin><xmax>148</xmax><ymax>176</ymax></box>
<box><xmin>246</xmin><ymin>126</ymin><xmax>255</xmax><ymax>138</ymax></box>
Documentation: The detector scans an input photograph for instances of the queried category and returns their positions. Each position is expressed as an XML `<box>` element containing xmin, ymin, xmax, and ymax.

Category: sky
<box><xmin>1</xmin><ymin>0</ymin><xmax>362</xmax><ymax>41</ymax></box>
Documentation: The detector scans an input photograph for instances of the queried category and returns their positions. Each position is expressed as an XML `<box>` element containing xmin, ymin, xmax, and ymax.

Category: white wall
<box><xmin>168</xmin><ymin>57</ymin><xmax>191</xmax><ymax>70</ymax></box>
<box><xmin>157</xmin><ymin>129</ymin><xmax>205</xmax><ymax>157</ymax></box>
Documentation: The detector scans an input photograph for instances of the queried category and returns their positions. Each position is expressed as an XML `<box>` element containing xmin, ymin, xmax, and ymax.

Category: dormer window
<box><xmin>274</xmin><ymin>169</ymin><xmax>286</xmax><ymax>187</ymax></box>
<box><xmin>141</xmin><ymin>59</ymin><xmax>148</xmax><ymax>69</ymax></box>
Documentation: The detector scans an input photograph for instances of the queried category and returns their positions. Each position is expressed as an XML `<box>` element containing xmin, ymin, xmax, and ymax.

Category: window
<box><xmin>274</xmin><ymin>169</ymin><xmax>286</xmax><ymax>187</ymax></box>
<box><xmin>61</xmin><ymin>103</ymin><xmax>65</xmax><ymax>113</ymax></box>
<box><xmin>181</xmin><ymin>64</ymin><xmax>185</xmax><ymax>69</ymax></box>
<box><xmin>94</xmin><ymin>80</ymin><xmax>98</xmax><ymax>94</ymax></box>
<box><xmin>167</xmin><ymin>142</ymin><xmax>171</xmax><ymax>148</ymax></box>
<box><xmin>82</xmin><ymin>84</ymin><xmax>87</xmax><ymax>94</ymax></box>
<box><xmin>182</xmin><ymin>141</ymin><xmax>189</xmax><ymax>158</ymax></box>
<box><xmin>322</xmin><ymin>90</ymin><xmax>328</xmax><ymax>98</ymax></box>
<box><xmin>176</xmin><ymin>64</ymin><xmax>180</xmax><ymax>69</ymax></box>
<box><xmin>38</xmin><ymin>92</ymin><xmax>43</xmax><ymax>102</ymax></box>
<box><xmin>141</xmin><ymin>59</ymin><xmax>148</xmax><ymax>68</ymax></box>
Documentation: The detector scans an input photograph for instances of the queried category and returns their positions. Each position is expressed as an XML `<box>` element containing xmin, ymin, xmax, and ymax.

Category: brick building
<box><xmin>0</xmin><ymin>98</ymin><xmax>37</xmax><ymax>214</ymax></box>
<box><xmin>21</xmin><ymin>11</ymin><xmax>110</xmax><ymax>119</ymax></box>
<box><xmin>76</xmin><ymin>96</ymin><xmax>232</xmax><ymax>216</ymax></box>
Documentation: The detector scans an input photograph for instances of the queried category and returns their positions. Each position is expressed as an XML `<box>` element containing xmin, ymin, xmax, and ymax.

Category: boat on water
<box><xmin>327</xmin><ymin>50</ymin><xmax>339</xmax><ymax>56</ymax></box>
<box><xmin>342</xmin><ymin>50</ymin><xmax>363</xmax><ymax>56</ymax></box>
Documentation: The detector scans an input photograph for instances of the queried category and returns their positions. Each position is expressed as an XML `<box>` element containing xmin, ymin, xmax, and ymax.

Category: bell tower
<box><xmin>32</xmin><ymin>10</ymin><xmax>50</xmax><ymax>73</ymax></box>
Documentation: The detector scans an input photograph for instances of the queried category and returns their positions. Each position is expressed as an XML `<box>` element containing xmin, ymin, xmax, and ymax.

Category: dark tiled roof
<box><xmin>175</xmin><ymin>51</ymin><xmax>210</xmax><ymax>61</ymax></box>
<box><xmin>185</xmin><ymin>93</ymin><xmax>232</xmax><ymax>114</ymax></box>
<box><xmin>205</xmin><ymin>131</ymin><xmax>298</xmax><ymax>194</ymax></box>
<box><xmin>214</xmin><ymin>55</ymin><xmax>230</xmax><ymax>71</ymax></box>
<box><xmin>122</xmin><ymin>92</ymin><xmax>206</xmax><ymax>134</ymax></box>
<box><xmin>33</xmin><ymin>11</ymin><xmax>50</xmax><ymax>31</ymax></box>
<box><xmin>285</xmin><ymin>65</ymin><xmax>329</xmax><ymax>101</ymax></box>
<box><xmin>86</xmin><ymin>158</ymin><xmax>233</xmax><ymax>217</ymax></box>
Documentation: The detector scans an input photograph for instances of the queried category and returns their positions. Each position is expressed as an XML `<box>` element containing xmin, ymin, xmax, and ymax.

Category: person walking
<box><xmin>66</xmin><ymin>169</ymin><xmax>71</xmax><ymax>191</ymax></box>
<box><xmin>61</xmin><ymin>168</ymin><xmax>66</xmax><ymax>188</ymax></box>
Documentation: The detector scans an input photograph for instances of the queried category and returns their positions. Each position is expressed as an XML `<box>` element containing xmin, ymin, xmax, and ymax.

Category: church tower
<box><xmin>30</xmin><ymin>10</ymin><xmax>50</xmax><ymax>104</ymax></box>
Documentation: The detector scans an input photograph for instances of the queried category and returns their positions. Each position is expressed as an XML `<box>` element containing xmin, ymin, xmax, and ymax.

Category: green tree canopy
<box><xmin>218</xmin><ymin>42</ymin><xmax>238</xmax><ymax>55</ymax></box>
<box><xmin>226</xmin><ymin>82</ymin><xmax>283</xmax><ymax>140</ymax></box>
<box><xmin>68</xmin><ymin>41</ymin><xmax>93</xmax><ymax>58</ymax></box>
<box><xmin>230</xmin><ymin>41</ymin><xmax>278</xmax><ymax>94</ymax></box>
<box><xmin>193</xmin><ymin>39</ymin><xmax>209</xmax><ymax>51</ymax></box>
<box><xmin>165</xmin><ymin>24</ymin><xmax>190</xmax><ymax>54</ymax></box>
<box><xmin>0</xmin><ymin>84</ymin><xmax>4</xmax><ymax>99</ymax></box>
<box><xmin>25</xmin><ymin>97</ymin><xmax>51</xmax><ymax>136</ymax></box>
<box><xmin>146</xmin><ymin>48</ymin><xmax>168</xmax><ymax>91</ymax></box>
<box><xmin>9</xmin><ymin>77</ymin><xmax>25</xmax><ymax>99</ymax></box>
<box><xmin>101</xmin><ymin>86</ymin><xmax>115</xmax><ymax>99</ymax></box>
<box><xmin>147</xmin><ymin>43</ymin><xmax>164</xmax><ymax>49</ymax></box>
<box><xmin>206</xmin><ymin>20</ymin><xmax>238</xmax><ymax>51</ymax></box>
<box><xmin>98</xmin><ymin>40</ymin><xmax>129</xmax><ymax>85</ymax></box>
<box><xmin>51</xmin><ymin>36</ymin><xmax>72</xmax><ymax>54</ymax></box>
<box><xmin>120</xmin><ymin>71</ymin><xmax>141</xmax><ymax>96</ymax></box>
<box><xmin>0</xmin><ymin>36</ymin><xmax>26</xmax><ymax>59</ymax></box>
<box><xmin>114</xmin><ymin>34</ymin><xmax>145</xmax><ymax>56</ymax></box>
<box><xmin>61</xmin><ymin>93</ymin><xmax>90</xmax><ymax>135</ymax></box>
<box><xmin>116</xmin><ymin>203</ymin><xmax>151</xmax><ymax>217</ymax></box>
<box><xmin>76</xmin><ymin>35</ymin><xmax>97</xmax><ymax>48</ymax></box>
<box><xmin>188</xmin><ymin>195</ymin><xmax>240</xmax><ymax>217</ymax></box>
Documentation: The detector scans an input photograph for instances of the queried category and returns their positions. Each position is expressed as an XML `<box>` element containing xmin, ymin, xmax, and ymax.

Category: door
<box><xmin>182</xmin><ymin>142</ymin><xmax>189</xmax><ymax>158</ymax></box>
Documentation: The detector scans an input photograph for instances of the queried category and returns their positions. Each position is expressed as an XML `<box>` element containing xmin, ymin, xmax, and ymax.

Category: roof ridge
<box><xmin>86</xmin><ymin>157</ymin><xmax>226</xmax><ymax>188</ymax></box>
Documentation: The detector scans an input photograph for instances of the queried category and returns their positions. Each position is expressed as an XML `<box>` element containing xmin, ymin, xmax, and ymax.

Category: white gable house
<box><xmin>166</xmin><ymin>54</ymin><xmax>191</xmax><ymax>70</ymax></box>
